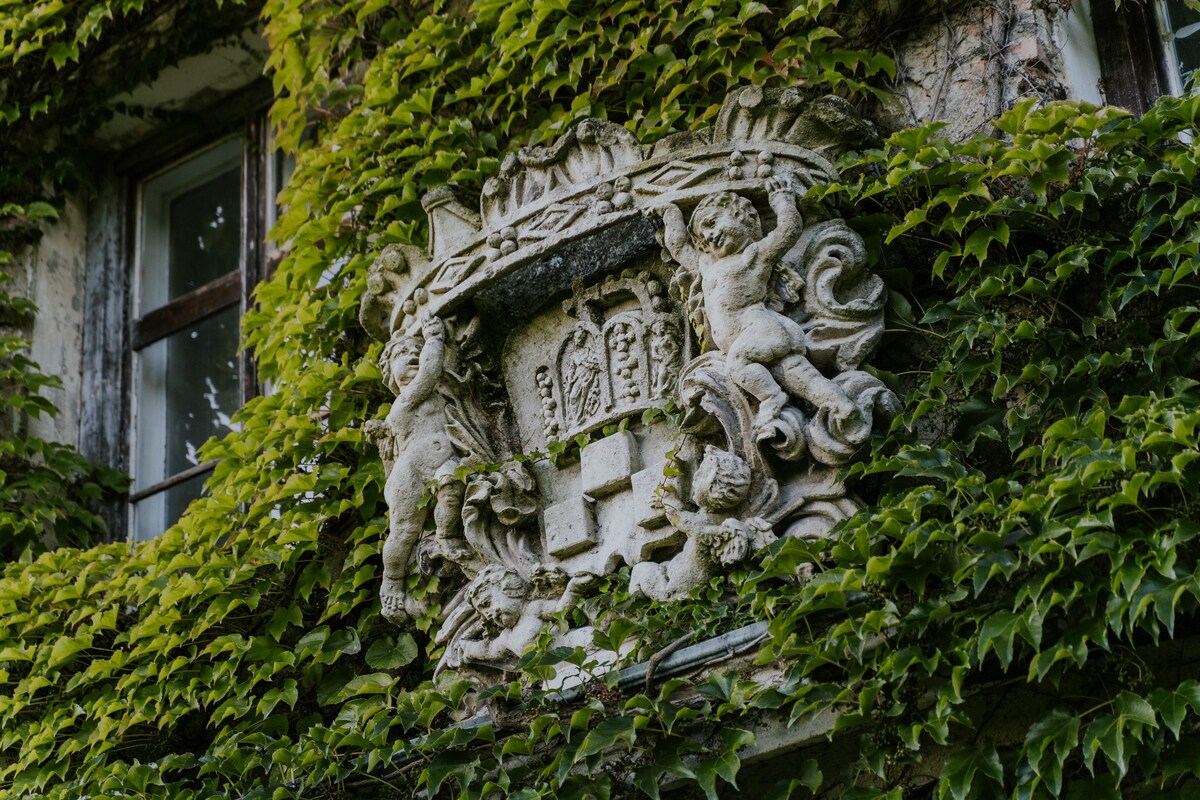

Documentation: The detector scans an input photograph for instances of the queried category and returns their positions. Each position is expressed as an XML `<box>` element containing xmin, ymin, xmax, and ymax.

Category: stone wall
<box><xmin>883</xmin><ymin>0</ymin><xmax>1105</xmax><ymax>138</ymax></box>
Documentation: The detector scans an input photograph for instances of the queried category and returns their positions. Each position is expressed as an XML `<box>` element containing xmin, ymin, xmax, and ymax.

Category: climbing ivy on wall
<box><xmin>3</xmin><ymin>0</ymin><xmax>1200</xmax><ymax>798</ymax></box>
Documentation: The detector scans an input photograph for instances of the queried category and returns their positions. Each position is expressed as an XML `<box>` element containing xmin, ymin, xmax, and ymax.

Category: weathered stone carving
<box><xmin>481</xmin><ymin>118</ymin><xmax>644</xmax><ymax>229</ymax></box>
<box><xmin>534</xmin><ymin>271</ymin><xmax>687</xmax><ymax>441</ymax></box>
<box><xmin>436</xmin><ymin>565</ymin><xmax>596</xmax><ymax>672</ymax></box>
<box><xmin>358</xmin><ymin>244</ymin><xmax>412</xmax><ymax>341</ymax></box>
<box><xmin>372</xmin><ymin>316</ymin><xmax>464</xmax><ymax>624</ymax></box>
<box><xmin>361</xmin><ymin>87</ymin><xmax>897</xmax><ymax>674</ymax></box>
<box><xmin>629</xmin><ymin>446</ymin><xmax>776</xmax><ymax>600</ymax></box>
<box><xmin>655</xmin><ymin>177</ymin><xmax>864</xmax><ymax>441</ymax></box>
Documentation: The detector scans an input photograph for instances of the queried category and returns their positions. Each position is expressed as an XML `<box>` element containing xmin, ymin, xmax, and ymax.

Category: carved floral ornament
<box><xmin>360</xmin><ymin>86</ymin><xmax>901</xmax><ymax>675</ymax></box>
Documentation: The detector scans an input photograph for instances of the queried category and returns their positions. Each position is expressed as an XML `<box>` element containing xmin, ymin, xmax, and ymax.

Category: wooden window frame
<box><xmin>1091</xmin><ymin>0</ymin><xmax>1171</xmax><ymax>113</ymax></box>
<box><xmin>80</xmin><ymin>83</ymin><xmax>273</xmax><ymax>539</ymax></box>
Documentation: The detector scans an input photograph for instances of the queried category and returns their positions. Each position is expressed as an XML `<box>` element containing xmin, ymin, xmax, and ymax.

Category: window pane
<box><xmin>168</xmin><ymin>168</ymin><xmax>240</xmax><ymax>298</ymax></box>
<box><xmin>131</xmin><ymin>472</ymin><xmax>209</xmax><ymax>543</ymax></box>
<box><xmin>1165</xmin><ymin>0</ymin><xmax>1200</xmax><ymax>88</ymax></box>
<box><xmin>140</xmin><ymin>138</ymin><xmax>242</xmax><ymax>313</ymax></box>
<box><xmin>135</xmin><ymin>306</ymin><xmax>240</xmax><ymax>490</ymax></box>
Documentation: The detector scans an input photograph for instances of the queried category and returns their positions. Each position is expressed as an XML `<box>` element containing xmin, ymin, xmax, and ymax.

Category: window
<box><xmin>1157</xmin><ymin>0</ymin><xmax>1200</xmax><ymax>94</ymax></box>
<box><xmin>1090</xmin><ymin>0</ymin><xmax>1200</xmax><ymax>113</ymax></box>
<box><xmin>120</xmin><ymin>119</ymin><xmax>289</xmax><ymax>541</ymax></box>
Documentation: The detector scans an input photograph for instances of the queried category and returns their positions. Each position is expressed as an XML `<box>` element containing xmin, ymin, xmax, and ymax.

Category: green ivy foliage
<box><xmin>755</xmin><ymin>93</ymin><xmax>1200</xmax><ymax>799</ymax></box>
<box><xmin>4</xmin><ymin>0</ymin><xmax>1200</xmax><ymax>798</ymax></box>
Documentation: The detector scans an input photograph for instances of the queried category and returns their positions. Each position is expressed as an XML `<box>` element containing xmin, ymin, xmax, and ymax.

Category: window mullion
<box><xmin>131</xmin><ymin>270</ymin><xmax>242</xmax><ymax>350</ymax></box>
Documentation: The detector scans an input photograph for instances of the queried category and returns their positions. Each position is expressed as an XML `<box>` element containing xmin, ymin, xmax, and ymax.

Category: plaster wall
<box><xmin>1058</xmin><ymin>0</ymin><xmax>1107</xmax><ymax>105</ymax></box>
<box><xmin>17</xmin><ymin>194</ymin><xmax>89</xmax><ymax>449</ymax></box>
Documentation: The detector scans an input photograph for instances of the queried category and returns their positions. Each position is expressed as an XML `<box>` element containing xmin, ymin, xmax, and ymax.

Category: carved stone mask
<box><xmin>488</xmin><ymin>464</ymin><xmax>537</xmax><ymax>526</ymax></box>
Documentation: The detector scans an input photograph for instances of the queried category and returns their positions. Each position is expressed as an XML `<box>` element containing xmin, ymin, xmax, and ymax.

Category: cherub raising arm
<box><xmin>379</xmin><ymin>314</ymin><xmax>462</xmax><ymax>625</ymax></box>
<box><xmin>757</xmin><ymin>177</ymin><xmax>804</xmax><ymax>265</ymax></box>
<box><xmin>650</xmin><ymin>177</ymin><xmax>861</xmax><ymax>436</ymax></box>
<box><xmin>395</xmin><ymin>314</ymin><xmax>445</xmax><ymax>410</ymax></box>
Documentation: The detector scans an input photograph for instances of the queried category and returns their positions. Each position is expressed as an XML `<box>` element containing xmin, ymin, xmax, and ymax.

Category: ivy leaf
<box><xmin>424</xmin><ymin>751</ymin><xmax>478</xmax><ymax>797</ymax></box>
<box><xmin>1023</xmin><ymin>709</ymin><xmax>1079</xmax><ymax>795</ymax></box>
<box><xmin>632</xmin><ymin>737</ymin><xmax>697</xmax><ymax>800</ymax></box>
<box><xmin>44</xmin><ymin>42</ymin><xmax>76</xmax><ymax>69</ymax></box>
<box><xmin>1082</xmin><ymin>694</ymin><xmax>1160</xmax><ymax>781</ymax></box>
<box><xmin>1115</xmin><ymin>691</ymin><xmax>1157</xmax><ymax>728</ymax></box>
<box><xmin>265</xmin><ymin>603</ymin><xmax>303</xmax><ymax>639</ymax></box>
<box><xmin>576</xmin><ymin>715</ymin><xmax>637</xmax><ymax>759</ymax></box>
<box><xmin>763</xmin><ymin>761</ymin><xmax>823</xmax><ymax>799</ymax></box>
<box><xmin>335</xmin><ymin>672</ymin><xmax>394</xmax><ymax>701</ymax></box>
<box><xmin>1150</xmin><ymin>680</ymin><xmax>1200</xmax><ymax>738</ymax></box>
<box><xmin>694</xmin><ymin>728</ymin><xmax>755</xmax><ymax>800</ymax></box>
<box><xmin>939</xmin><ymin>743</ymin><xmax>1003</xmax><ymax>800</ymax></box>
<box><xmin>365</xmin><ymin>634</ymin><xmax>418</xmax><ymax>669</ymax></box>
<box><xmin>964</xmin><ymin>223</ymin><xmax>1010</xmax><ymax>264</ymax></box>
<box><xmin>324</xmin><ymin>627</ymin><xmax>361</xmax><ymax>659</ymax></box>
<box><xmin>976</xmin><ymin>610</ymin><xmax>1023</xmax><ymax>668</ymax></box>
<box><xmin>24</xmin><ymin>201</ymin><xmax>57</xmax><ymax>220</ymax></box>
<box><xmin>257</xmin><ymin>678</ymin><xmax>298</xmax><ymax>716</ymax></box>
<box><xmin>48</xmin><ymin>633</ymin><xmax>92</xmax><ymax>668</ymax></box>
<box><xmin>736</xmin><ymin>2</ymin><xmax>770</xmax><ymax>22</ymax></box>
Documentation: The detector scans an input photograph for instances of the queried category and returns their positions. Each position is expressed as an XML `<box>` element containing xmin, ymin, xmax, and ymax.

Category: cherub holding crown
<box><xmin>653</xmin><ymin>177</ymin><xmax>862</xmax><ymax>438</ymax></box>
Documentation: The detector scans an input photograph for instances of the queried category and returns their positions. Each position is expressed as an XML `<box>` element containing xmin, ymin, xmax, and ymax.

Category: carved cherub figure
<box><xmin>630</xmin><ymin>446</ymin><xmax>774</xmax><ymax>600</ymax></box>
<box><xmin>378</xmin><ymin>314</ymin><xmax>464</xmax><ymax>625</ymax></box>
<box><xmin>446</xmin><ymin>565</ymin><xmax>595</xmax><ymax>667</ymax></box>
<box><xmin>654</xmin><ymin>178</ymin><xmax>860</xmax><ymax>437</ymax></box>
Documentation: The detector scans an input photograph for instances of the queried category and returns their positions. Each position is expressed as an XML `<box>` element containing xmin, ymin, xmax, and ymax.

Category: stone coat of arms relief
<box><xmin>360</xmin><ymin>87</ymin><xmax>901</xmax><ymax>674</ymax></box>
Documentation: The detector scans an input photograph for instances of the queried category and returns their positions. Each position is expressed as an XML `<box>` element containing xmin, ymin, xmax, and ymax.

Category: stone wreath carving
<box><xmin>360</xmin><ymin>86</ymin><xmax>900</xmax><ymax>674</ymax></box>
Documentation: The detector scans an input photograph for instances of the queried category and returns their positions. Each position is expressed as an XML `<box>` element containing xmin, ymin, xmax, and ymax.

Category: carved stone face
<box><xmin>692</xmin><ymin>445</ymin><xmax>752</xmax><ymax>512</ymax></box>
<box><xmin>689</xmin><ymin>192</ymin><xmax>762</xmax><ymax>258</ymax></box>
<box><xmin>382</xmin><ymin>336</ymin><xmax>422</xmax><ymax>394</ymax></box>
<box><xmin>472</xmin><ymin>582</ymin><xmax>524</xmax><ymax>629</ymax></box>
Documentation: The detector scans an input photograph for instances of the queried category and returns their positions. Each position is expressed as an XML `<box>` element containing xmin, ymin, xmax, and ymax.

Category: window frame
<box><xmin>79</xmin><ymin>84</ymin><xmax>275</xmax><ymax>540</ymax></box>
<box><xmin>1090</xmin><ymin>0</ymin><xmax>1200</xmax><ymax>112</ymax></box>
<box><xmin>1090</xmin><ymin>0</ymin><xmax>1171</xmax><ymax>114</ymax></box>
<box><xmin>1154</xmin><ymin>0</ymin><xmax>1200</xmax><ymax>95</ymax></box>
